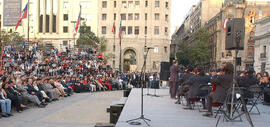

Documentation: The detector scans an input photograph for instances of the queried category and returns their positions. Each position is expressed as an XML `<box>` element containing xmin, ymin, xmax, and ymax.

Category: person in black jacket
<box><xmin>4</xmin><ymin>80</ymin><xmax>27</xmax><ymax>112</ymax></box>
<box><xmin>26</xmin><ymin>78</ymin><xmax>47</xmax><ymax>104</ymax></box>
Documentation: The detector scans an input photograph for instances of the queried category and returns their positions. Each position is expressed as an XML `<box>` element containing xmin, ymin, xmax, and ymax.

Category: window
<box><xmin>121</xmin><ymin>14</ymin><xmax>126</xmax><ymax>20</ymax></box>
<box><xmin>154</xmin><ymin>26</ymin><xmax>159</xmax><ymax>35</ymax></box>
<box><xmin>155</xmin><ymin>13</ymin><xmax>159</xmax><ymax>20</ymax></box>
<box><xmin>155</xmin><ymin>1</ymin><xmax>160</xmax><ymax>7</ymax></box>
<box><xmin>165</xmin><ymin>27</ymin><xmax>168</xmax><ymax>35</ymax></box>
<box><xmin>113</xmin><ymin>60</ymin><xmax>115</xmax><ymax>68</ymax></box>
<box><xmin>63</xmin><ymin>41</ymin><xmax>68</xmax><ymax>46</ymax></box>
<box><xmin>114</xmin><ymin>13</ymin><xmax>116</xmax><ymax>20</ymax></box>
<box><xmin>165</xmin><ymin>1</ymin><xmax>169</xmax><ymax>8</ymax></box>
<box><xmin>113</xmin><ymin>45</ymin><xmax>116</xmax><ymax>52</ymax></box>
<box><xmin>102</xmin><ymin>26</ymin><xmax>106</xmax><ymax>34</ymax></box>
<box><xmin>114</xmin><ymin>1</ymin><xmax>117</xmax><ymax>8</ymax></box>
<box><xmin>164</xmin><ymin>46</ymin><xmax>167</xmax><ymax>53</ymax></box>
<box><xmin>102</xmin><ymin>1</ymin><xmax>107</xmax><ymax>8</ymax></box>
<box><xmin>63</xmin><ymin>26</ymin><xmax>68</xmax><ymax>33</ymax></box>
<box><xmin>81</xmin><ymin>14</ymin><xmax>91</xmax><ymax>21</ymax></box>
<box><xmin>135</xmin><ymin>1</ymin><xmax>140</xmax><ymax>8</ymax></box>
<box><xmin>128</xmin><ymin>13</ymin><xmax>133</xmax><ymax>20</ymax></box>
<box><xmin>135</xmin><ymin>13</ymin><xmax>139</xmax><ymax>20</ymax></box>
<box><xmin>122</xmin><ymin>1</ymin><xmax>127</xmax><ymax>8</ymax></box>
<box><xmin>145</xmin><ymin>26</ymin><xmax>147</xmax><ymax>35</ymax></box>
<box><xmin>128</xmin><ymin>26</ymin><xmax>133</xmax><ymax>34</ymax></box>
<box><xmin>165</xmin><ymin>14</ymin><xmax>169</xmax><ymax>22</ymax></box>
<box><xmin>135</xmin><ymin>26</ymin><xmax>139</xmax><ymax>35</ymax></box>
<box><xmin>63</xmin><ymin>2</ymin><xmax>69</xmax><ymax>8</ymax></box>
<box><xmin>145</xmin><ymin>0</ymin><xmax>148</xmax><ymax>7</ymax></box>
<box><xmin>63</xmin><ymin>14</ymin><xmax>68</xmax><ymax>21</ymax></box>
<box><xmin>102</xmin><ymin>14</ymin><xmax>107</xmax><ymax>20</ymax></box>
<box><xmin>80</xmin><ymin>1</ymin><xmax>91</xmax><ymax>8</ymax></box>
<box><xmin>122</xmin><ymin>26</ymin><xmax>126</xmax><ymax>34</ymax></box>
<box><xmin>145</xmin><ymin>13</ymin><xmax>147</xmax><ymax>20</ymax></box>
<box><xmin>128</xmin><ymin>1</ymin><xmax>133</xmax><ymax>8</ymax></box>
<box><xmin>263</xmin><ymin>45</ymin><xmax>266</xmax><ymax>54</ymax></box>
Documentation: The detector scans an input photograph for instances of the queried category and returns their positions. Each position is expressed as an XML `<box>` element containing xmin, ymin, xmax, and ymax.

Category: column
<box><xmin>49</xmin><ymin>0</ymin><xmax>53</xmax><ymax>33</ymax></box>
<box><xmin>42</xmin><ymin>0</ymin><xmax>46</xmax><ymax>33</ymax></box>
<box><xmin>37</xmin><ymin>0</ymin><xmax>40</xmax><ymax>34</ymax></box>
<box><xmin>56</xmin><ymin>0</ymin><xmax>60</xmax><ymax>34</ymax></box>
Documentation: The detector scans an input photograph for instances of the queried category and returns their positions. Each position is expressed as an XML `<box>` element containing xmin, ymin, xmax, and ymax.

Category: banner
<box><xmin>3</xmin><ymin>0</ymin><xmax>22</xmax><ymax>26</ymax></box>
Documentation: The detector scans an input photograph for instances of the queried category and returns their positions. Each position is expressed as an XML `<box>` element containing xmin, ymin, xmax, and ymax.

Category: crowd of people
<box><xmin>0</xmin><ymin>45</ymin><xmax>129</xmax><ymax>118</ymax></box>
<box><xmin>0</xmin><ymin>45</ymin><xmax>161</xmax><ymax>118</ymax></box>
<box><xmin>169</xmin><ymin>60</ymin><xmax>270</xmax><ymax>117</ymax></box>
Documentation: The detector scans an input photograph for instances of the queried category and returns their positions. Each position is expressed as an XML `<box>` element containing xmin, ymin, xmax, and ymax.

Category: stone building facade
<box><xmin>0</xmin><ymin>0</ymin><xmax>98</xmax><ymax>51</ymax></box>
<box><xmin>254</xmin><ymin>16</ymin><xmax>270</xmax><ymax>73</ymax></box>
<box><xmin>170</xmin><ymin>0</ymin><xmax>224</xmax><ymax>63</ymax></box>
<box><xmin>205</xmin><ymin>0</ymin><xmax>270</xmax><ymax>70</ymax></box>
<box><xmin>98</xmin><ymin>0</ymin><xmax>171</xmax><ymax>72</ymax></box>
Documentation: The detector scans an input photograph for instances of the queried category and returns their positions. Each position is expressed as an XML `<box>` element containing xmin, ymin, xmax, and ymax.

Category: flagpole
<box><xmin>27</xmin><ymin>0</ymin><xmax>30</xmax><ymax>50</ymax></box>
<box><xmin>119</xmin><ymin>21</ymin><xmax>122</xmax><ymax>73</ymax></box>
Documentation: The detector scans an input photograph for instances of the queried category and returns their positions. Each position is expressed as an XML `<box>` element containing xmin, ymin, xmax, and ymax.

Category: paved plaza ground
<box><xmin>0</xmin><ymin>91</ymin><xmax>123</xmax><ymax>127</ymax></box>
<box><xmin>117</xmin><ymin>88</ymin><xmax>270</xmax><ymax>127</ymax></box>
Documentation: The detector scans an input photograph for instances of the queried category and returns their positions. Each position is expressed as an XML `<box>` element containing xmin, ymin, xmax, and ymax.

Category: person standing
<box><xmin>169</xmin><ymin>60</ymin><xmax>180</xmax><ymax>99</ymax></box>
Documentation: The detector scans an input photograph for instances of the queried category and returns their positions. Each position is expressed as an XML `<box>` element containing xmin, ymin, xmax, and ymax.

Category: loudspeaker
<box><xmin>236</xmin><ymin>57</ymin><xmax>241</xmax><ymax>66</ymax></box>
<box><xmin>225</xmin><ymin>18</ymin><xmax>245</xmax><ymax>50</ymax></box>
<box><xmin>110</xmin><ymin>104</ymin><xmax>123</xmax><ymax>124</ymax></box>
<box><xmin>264</xmin><ymin>88</ymin><xmax>270</xmax><ymax>105</ymax></box>
<box><xmin>160</xmin><ymin>62</ymin><xmax>170</xmax><ymax>81</ymax></box>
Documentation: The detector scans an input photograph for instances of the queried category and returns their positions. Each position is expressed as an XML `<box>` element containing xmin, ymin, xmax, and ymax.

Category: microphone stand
<box><xmin>126</xmin><ymin>47</ymin><xmax>151</xmax><ymax>126</ymax></box>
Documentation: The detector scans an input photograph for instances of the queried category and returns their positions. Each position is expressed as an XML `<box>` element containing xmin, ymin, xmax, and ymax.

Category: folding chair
<box><xmin>247</xmin><ymin>85</ymin><xmax>263</xmax><ymax>115</ymax></box>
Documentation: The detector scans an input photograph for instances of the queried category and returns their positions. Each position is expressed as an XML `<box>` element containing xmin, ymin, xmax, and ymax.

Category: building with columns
<box><xmin>254</xmin><ymin>16</ymin><xmax>270</xmax><ymax>73</ymax></box>
<box><xmin>98</xmin><ymin>0</ymin><xmax>171</xmax><ymax>72</ymax></box>
<box><xmin>0</xmin><ymin>0</ymin><xmax>98</xmax><ymax>51</ymax></box>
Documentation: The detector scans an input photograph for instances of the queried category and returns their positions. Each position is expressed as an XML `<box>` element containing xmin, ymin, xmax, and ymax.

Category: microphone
<box><xmin>145</xmin><ymin>46</ymin><xmax>155</xmax><ymax>49</ymax></box>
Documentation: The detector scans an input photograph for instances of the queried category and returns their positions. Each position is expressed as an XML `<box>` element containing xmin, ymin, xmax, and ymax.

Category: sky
<box><xmin>171</xmin><ymin>0</ymin><xmax>200</xmax><ymax>36</ymax></box>
<box><xmin>170</xmin><ymin>0</ymin><xmax>270</xmax><ymax>36</ymax></box>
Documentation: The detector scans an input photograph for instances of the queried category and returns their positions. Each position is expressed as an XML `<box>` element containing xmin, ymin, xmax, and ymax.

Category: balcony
<box><xmin>260</xmin><ymin>53</ymin><xmax>266</xmax><ymax>58</ymax></box>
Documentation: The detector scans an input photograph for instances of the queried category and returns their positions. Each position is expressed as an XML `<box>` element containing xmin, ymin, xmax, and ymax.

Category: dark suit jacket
<box><xmin>210</xmin><ymin>74</ymin><xmax>233</xmax><ymax>103</ymax></box>
<box><xmin>170</xmin><ymin>65</ymin><xmax>180</xmax><ymax>82</ymax></box>
<box><xmin>26</xmin><ymin>84</ymin><xmax>39</xmax><ymax>94</ymax></box>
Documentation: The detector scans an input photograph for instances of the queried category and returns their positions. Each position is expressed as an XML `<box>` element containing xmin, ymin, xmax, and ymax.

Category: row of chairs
<box><xmin>179</xmin><ymin>84</ymin><xmax>263</xmax><ymax>127</ymax></box>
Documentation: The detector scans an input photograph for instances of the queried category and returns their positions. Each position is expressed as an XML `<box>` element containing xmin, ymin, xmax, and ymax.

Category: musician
<box><xmin>203</xmin><ymin>63</ymin><xmax>234</xmax><ymax>117</ymax></box>
<box><xmin>183</xmin><ymin>67</ymin><xmax>210</xmax><ymax>109</ymax></box>
<box><xmin>175</xmin><ymin>66</ymin><xmax>193</xmax><ymax>104</ymax></box>
<box><xmin>237</xmin><ymin>67</ymin><xmax>259</xmax><ymax>110</ymax></box>
<box><xmin>169</xmin><ymin>60</ymin><xmax>181</xmax><ymax>99</ymax></box>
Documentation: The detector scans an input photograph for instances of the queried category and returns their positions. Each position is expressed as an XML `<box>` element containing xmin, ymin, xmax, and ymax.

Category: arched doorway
<box><xmin>123</xmin><ymin>49</ymin><xmax>137</xmax><ymax>72</ymax></box>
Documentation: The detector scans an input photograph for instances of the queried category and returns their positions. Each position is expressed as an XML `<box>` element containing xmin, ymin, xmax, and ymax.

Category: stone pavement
<box><xmin>0</xmin><ymin>91</ymin><xmax>123</xmax><ymax>127</ymax></box>
<box><xmin>116</xmin><ymin>88</ymin><xmax>270</xmax><ymax>127</ymax></box>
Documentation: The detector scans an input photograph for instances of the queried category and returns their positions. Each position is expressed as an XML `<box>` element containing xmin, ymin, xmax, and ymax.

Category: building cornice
<box><xmin>254</xmin><ymin>32</ymin><xmax>270</xmax><ymax>40</ymax></box>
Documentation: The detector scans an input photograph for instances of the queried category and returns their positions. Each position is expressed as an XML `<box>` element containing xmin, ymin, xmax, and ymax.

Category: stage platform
<box><xmin>116</xmin><ymin>88</ymin><xmax>270</xmax><ymax>127</ymax></box>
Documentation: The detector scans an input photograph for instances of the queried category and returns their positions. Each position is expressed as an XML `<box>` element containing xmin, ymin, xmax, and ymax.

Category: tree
<box><xmin>0</xmin><ymin>31</ymin><xmax>24</xmax><ymax>53</ymax></box>
<box><xmin>77</xmin><ymin>22</ymin><xmax>99</xmax><ymax>49</ymax></box>
<box><xmin>176</xmin><ymin>28</ymin><xmax>211</xmax><ymax>67</ymax></box>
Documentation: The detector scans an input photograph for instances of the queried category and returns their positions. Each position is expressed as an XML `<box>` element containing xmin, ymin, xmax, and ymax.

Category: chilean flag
<box><xmin>73</xmin><ymin>11</ymin><xmax>81</xmax><ymax>37</ymax></box>
<box><xmin>222</xmin><ymin>16</ymin><xmax>228</xmax><ymax>31</ymax></box>
<box><xmin>15</xmin><ymin>3</ymin><xmax>28</xmax><ymax>30</ymax></box>
<box><xmin>119</xmin><ymin>21</ymin><xmax>122</xmax><ymax>40</ymax></box>
<box><xmin>112</xmin><ymin>22</ymin><xmax>115</xmax><ymax>33</ymax></box>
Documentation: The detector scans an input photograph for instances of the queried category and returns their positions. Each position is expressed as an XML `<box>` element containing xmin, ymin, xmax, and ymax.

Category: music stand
<box><xmin>126</xmin><ymin>47</ymin><xmax>152</xmax><ymax>126</ymax></box>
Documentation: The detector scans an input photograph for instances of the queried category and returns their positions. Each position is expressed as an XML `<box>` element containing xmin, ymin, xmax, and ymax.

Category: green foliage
<box><xmin>99</xmin><ymin>37</ymin><xmax>107</xmax><ymax>53</ymax></box>
<box><xmin>0</xmin><ymin>31</ymin><xmax>24</xmax><ymax>53</ymax></box>
<box><xmin>176</xmin><ymin>28</ymin><xmax>211</xmax><ymax>67</ymax></box>
<box><xmin>77</xmin><ymin>22</ymin><xmax>100</xmax><ymax>49</ymax></box>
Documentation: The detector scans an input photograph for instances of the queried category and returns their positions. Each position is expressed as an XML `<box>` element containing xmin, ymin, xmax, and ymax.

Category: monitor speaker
<box><xmin>160</xmin><ymin>62</ymin><xmax>170</xmax><ymax>81</ymax></box>
<box><xmin>225</xmin><ymin>18</ymin><xmax>245</xmax><ymax>50</ymax></box>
